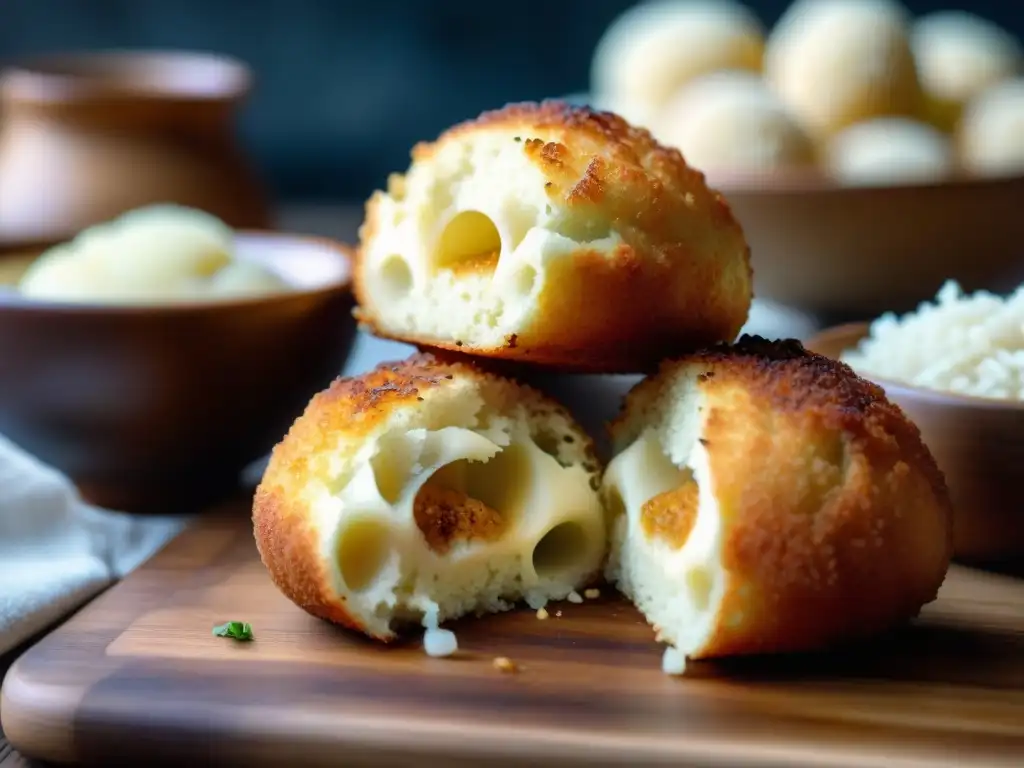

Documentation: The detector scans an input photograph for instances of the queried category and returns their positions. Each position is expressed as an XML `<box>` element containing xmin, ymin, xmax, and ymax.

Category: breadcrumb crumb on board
<box><xmin>662</xmin><ymin>647</ymin><xmax>687</xmax><ymax>676</ymax></box>
<box><xmin>492</xmin><ymin>656</ymin><xmax>518</xmax><ymax>674</ymax></box>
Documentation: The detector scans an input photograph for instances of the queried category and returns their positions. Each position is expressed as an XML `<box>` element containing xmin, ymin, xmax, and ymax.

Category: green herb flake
<box><xmin>212</xmin><ymin>621</ymin><xmax>254</xmax><ymax>642</ymax></box>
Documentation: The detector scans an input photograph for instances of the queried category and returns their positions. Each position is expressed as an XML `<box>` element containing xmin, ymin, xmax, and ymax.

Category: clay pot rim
<box><xmin>0</xmin><ymin>49</ymin><xmax>253</xmax><ymax>105</ymax></box>
<box><xmin>0</xmin><ymin>230</ymin><xmax>355</xmax><ymax>316</ymax></box>
<box><xmin>808</xmin><ymin>321</ymin><xmax>1024</xmax><ymax>412</ymax></box>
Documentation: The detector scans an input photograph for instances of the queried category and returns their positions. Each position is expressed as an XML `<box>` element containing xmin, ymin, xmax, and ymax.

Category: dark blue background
<box><xmin>2</xmin><ymin>0</ymin><xmax>1021</xmax><ymax>201</ymax></box>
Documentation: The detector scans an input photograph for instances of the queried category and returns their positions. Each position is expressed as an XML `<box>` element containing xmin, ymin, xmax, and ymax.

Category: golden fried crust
<box><xmin>618</xmin><ymin>336</ymin><xmax>954</xmax><ymax>657</ymax></box>
<box><xmin>252</xmin><ymin>354</ymin><xmax>482</xmax><ymax>640</ymax></box>
<box><xmin>252</xmin><ymin>484</ymin><xmax>374</xmax><ymax>636</ymax></box>
<box><xmin>252</xmin><ymin>353</ymin><xmax>600</xmax><ymax>639</ymax></box>
<box><xmin>640</xmin><ymin>480</ymin><xmax>700</xmax><ymax>550</ymax></box>
<box><xmin>354</xmin><ymin>100</ymin><xmax>753</xmax><ymax>373</ymax></box>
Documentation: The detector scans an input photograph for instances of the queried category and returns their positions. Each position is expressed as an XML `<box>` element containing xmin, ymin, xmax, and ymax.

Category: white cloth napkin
<box><xmin>0</xmin><ymin>298</ymin><xmax>815</xmax><ymax>658</ymax></box>
<box><xmin>0</xmin><ymin>434</ymin><xmax>186</xmax><ymax>656</ymax></box>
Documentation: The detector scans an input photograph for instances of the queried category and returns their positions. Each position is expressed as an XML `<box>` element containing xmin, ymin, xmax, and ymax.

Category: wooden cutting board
<box><xmin>3</xmin><ymin>502</ymin><xmax>1024</xmax><ymax>768</ymax></box>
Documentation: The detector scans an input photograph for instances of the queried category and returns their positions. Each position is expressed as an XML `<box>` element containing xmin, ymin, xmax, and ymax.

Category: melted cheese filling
<box><xmin>604</xmin><ymin>429</ymin><xmax>726</xmax><ymax>661</ymax></box>
<box><xmin>312</xmin><ymin>423</ymin><xmax>605</xmax><ymax>638</ymax></box>
<box><xmin>362</xmin><ymin>132</ymin><xmax>622</xmax><ymax>346</ymax></box>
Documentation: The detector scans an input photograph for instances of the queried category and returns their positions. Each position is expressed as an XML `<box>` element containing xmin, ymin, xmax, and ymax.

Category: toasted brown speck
<box><xmin>493</xmin><ymin>656</ymin><xmax>518</xmax><ymax>673</ymax></box>
<box><xmin>640</xmin><ymin>480</ymin><xmax>699</xmax><ymax>550</ymax></box>
<box><xmin>413</xmin><ymin>484</ymin><xmax>507</xmax><ymax>554</ymax></box>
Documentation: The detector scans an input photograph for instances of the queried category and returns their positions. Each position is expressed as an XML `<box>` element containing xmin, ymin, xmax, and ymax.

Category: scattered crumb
<box><xmin>536</xmin><ymin>607</ymin><xmax>550</xmax><ymax>620</ymax></box>
<box><xmin>525</xmin><ymin>593</ymin><xmax>548</xmax><ymax>610</ymax></box>
<box><xmin>661</xmin><ymin>647</ymin><xmax>687</xmax><ymax>676</ymax></box>
<box><xmin>555</xmin><ymin>610</ymin><xmax>563</xmax><ymax>618</ymax></box>
<box><xmin>423</xmin><ymin>627</ymin><xmax>459</xmax><ymax>658</ymax></box>
<box><xmin>584</xmin><ymin>588</ymin><xmax>601</xmax><ymax>600</ymax></box>
<box><xmin>493</xmin><ymin>656</ymin><xmax>518</xmax><ymax>674</ymax></box>
<box><xmin>567</xmin><ymin>590</ymin><xmax>584</xmax><ymax>604</ymax></box>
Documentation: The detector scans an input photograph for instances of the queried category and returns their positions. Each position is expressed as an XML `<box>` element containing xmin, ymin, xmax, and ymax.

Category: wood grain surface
<box><xmin>2</xmin><ymin>502</ymin><xmax>1024</xmax><ymax>768</ymax></box>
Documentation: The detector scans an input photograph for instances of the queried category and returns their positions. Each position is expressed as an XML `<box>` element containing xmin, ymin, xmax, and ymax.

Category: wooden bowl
<box><xmin>807</xmin><ymin>322</ymin><xmax>1024</xmax><ymax>563</ymax></box>
<box><xmin>0</xmin><ymin>231</ymin><xmax>356</xmax><ymax>514</ymax></box>
<box><xmin>716</xmin><ymin>171</ymin><xmax>1024</xmax><ymax>320</ymax></box>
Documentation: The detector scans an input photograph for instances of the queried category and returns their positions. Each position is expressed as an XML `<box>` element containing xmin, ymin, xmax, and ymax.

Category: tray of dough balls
<box><xmin>4</xmin><ymin>99</ymin><xmax>1024</xmax><ymax>768</ymax></box>
<box><xmin>585</xmin><ymin>0</ymin><xmax>1024</xmax><ymax>318</ymax></box>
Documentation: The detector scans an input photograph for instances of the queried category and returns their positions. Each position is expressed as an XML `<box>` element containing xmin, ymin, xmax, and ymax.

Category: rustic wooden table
<box><xmin>0</xmin><ymin>204</ymin><xmax>362</xmax><ymax>767</ymax></box>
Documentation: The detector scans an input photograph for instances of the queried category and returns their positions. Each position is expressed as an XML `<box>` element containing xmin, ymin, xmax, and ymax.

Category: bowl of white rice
<box><xmin>808</xmin><ymin>280</ymin><xmax>1024</xmax><ymax>563</ymax></box>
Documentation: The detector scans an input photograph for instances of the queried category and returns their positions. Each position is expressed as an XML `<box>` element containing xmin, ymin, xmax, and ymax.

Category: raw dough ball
<box><xmin>655</xmin><ymin>70</ymin><xmax>817</xmax><ymax>175</ymax></box>
<box><xmin>591</xmin><ymin>0</ymin><xmax>765</xmax><ymax>128</ymax></box>
<box><xmin>603</xmin><ymin>336</ymin><xmax>952</xmax><ymax>661</ymax></box>
<box><xmin>911</xmin><ymin>11</ymin><xmax>1022</xmax><ymax>132</ymax></box>
<box><xmin>765</xmin><ymin>0</ymin><xmax>922</xmax><ymax>138</ymax></box>
<box><xmin>958</xmin><ymin>78</ymin><xmax>1024</xmax><ymax>176</ymax></box>
<box><xmin>253</xmin><ymin>354</ymin><xmax>607</xmax><ymax>641</ymax></box>
<box><xmin>355</xmin><ymin>100</ymin><xmax>753</xmax><ymax>374</ymax></box>
<box><xmin>824</xmin><ymin>117</ymin><xmax>954</xmax><ymax>185</ymax></box>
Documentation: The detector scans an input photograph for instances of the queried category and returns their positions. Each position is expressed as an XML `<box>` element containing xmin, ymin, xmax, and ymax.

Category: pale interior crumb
<box><xmin>584</xmin><ymin>588</ymin><xmax>601</xmax><ymax>599</ymax></box>
<box><xmin>536</xmin><ymin>607</ymin><xmax>550</xmax><ymax>620</ymax></box>
<box><xmin>423</xmin><ymin>627</ymin><xmax>459</xmax><ymax>658</ymax></box>
<box><xmin>662</xmin><ymin>646</ymin><xmax>687</xmax><ymax>676</ymax></box>
<box><xmin>602</xmin><ymin>373</ymin><xmax>727</xmax><ymax>659</ymax></box>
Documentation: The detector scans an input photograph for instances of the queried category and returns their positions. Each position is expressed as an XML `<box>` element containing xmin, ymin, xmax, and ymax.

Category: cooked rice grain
<box><xmin>841</xmin><ymin>280</ymin><xmax>1024</xmax><ymax>400</ymax></box>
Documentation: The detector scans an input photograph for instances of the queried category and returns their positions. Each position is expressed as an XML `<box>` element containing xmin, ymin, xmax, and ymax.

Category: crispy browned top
<box><xmin>415</xmin><ymin>100</ymin><xmax>663</xmax><ymax>163</ymax></box>
<box><xmin>618</xmin><ymin>335</ymin><xmax>943</xmax><ymax>476</ymax></box>
<box><xmin>408</xmin><ymin>100</ymin><xmax>750</xmax><ymax>272</ymax></box>
<box><xmin>693</xmin><ymin>337</ymin><xmax>943</xmax><ymax>482</ymax></box>
<box><xmin>413</xmin><ymin>99</ymin><xmax>730</xmax><ymax>210</ymax></box>
<box><xmin>262</xmin><ymin>350</ymin><xmax>600</xmax><ymax>501</ymax></box>
<box><xmin>260</xmin><ymin>353</ymin><xmax>466</xmax><ymax>493</ymax></box>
